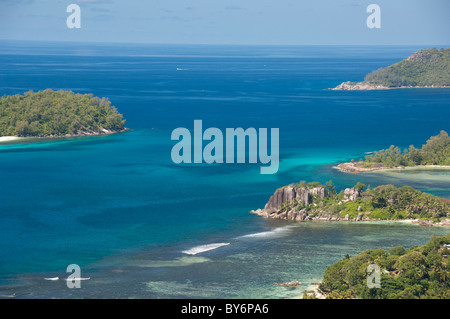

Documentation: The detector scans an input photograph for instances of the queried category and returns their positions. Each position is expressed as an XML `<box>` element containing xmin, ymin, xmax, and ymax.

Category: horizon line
<box><xmin>0</xmin><ymin>39</ymin><xmax>449</xmax><ymax>48</ymax></box>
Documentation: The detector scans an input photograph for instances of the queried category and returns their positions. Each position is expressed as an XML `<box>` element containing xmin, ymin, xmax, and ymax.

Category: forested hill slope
<box><xmin>334</xmin><ymin>48</ymin><xmax>450</xmax><ymax>90</ymax></box>
<box><xmin>318</xmin><ymin>234</ymin><xmax>450</xmax><ymax>299</ymax></box>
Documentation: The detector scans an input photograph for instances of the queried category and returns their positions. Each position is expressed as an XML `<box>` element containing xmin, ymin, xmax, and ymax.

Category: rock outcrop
<box><xmin>332</xmin><ymin>81</ymin><xmax>389</xmax><ymax>91</ymax></box>
<box><xmin>415</xmin><ymin>219</ymin><xmax>435</xmax><ymax>227</ymax></box>
<box><xmin>343</xmin><ymin>187</ymin><xmax>362</xmax><ymax>201</ymax></box>
<box><xmin>263</xmin><ymin>186</ymin><xmax>327</xmax><ymax>214</ymax></box>
<box><xmin>251</xmin><ymin>185</ymin><xmax>368</xmax><ymax>222</ymax></box>
<box><xmin>439</xmin><ymin>219</ymin><xmax>450</xmax><ymax>226</ymax></box>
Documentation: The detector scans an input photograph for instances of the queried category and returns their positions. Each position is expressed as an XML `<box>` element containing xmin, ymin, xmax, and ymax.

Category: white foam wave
<box><xmin>182</xmin><ymin>243</ymin><xmax>230</xmax><ymax>255</ymax></box>
<box><xmin>236</xmin><ymin>226</ymin><xmax>297</xmax><ymax>239</ymax></box>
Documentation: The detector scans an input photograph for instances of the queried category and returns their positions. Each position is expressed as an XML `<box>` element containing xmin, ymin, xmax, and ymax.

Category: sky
<box><xmin>0</xmin><ymin>0</ymin><xmax>449</xmax><ymax>45</ymax></box>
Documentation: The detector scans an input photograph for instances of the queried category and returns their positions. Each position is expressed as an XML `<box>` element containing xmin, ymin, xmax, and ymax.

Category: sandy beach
<box><xmin>336</xmin><ymin>161</ymin><xmax>450</xmax><ymax>174</ymax></box>
<box><xmin>0</xmin><ymin>129</ymin><xmax>129</xmax><ymax>145</ymax></box>
<box><xmin>0</xmin><ymin>136</ymin><xmax>23</xmax><ymax>143</ymax></box>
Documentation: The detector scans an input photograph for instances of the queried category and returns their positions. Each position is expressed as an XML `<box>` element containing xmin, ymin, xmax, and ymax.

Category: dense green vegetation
<box><xmin>362</xmin><ymin>130</ymin><xmax>450</xmax><ymax>167</ymax></box>
<box><xmin>0</xmin><ymin>89</ymin><xmax>126</xmax><ymax>137</ymax></box>
<box><xmin>364</xmin><ymin>48</ymin><xmax>450</xmax><ymax>87</ymax></box>
<box><xmin>280</xmin><ymin>181</ymin><xmax>449</xmax><ymax>221</ymax></box>
<box><xmin>317</xmin><ymin>234</ymin><xmax>450</xmax><ymax>299</ymax></box>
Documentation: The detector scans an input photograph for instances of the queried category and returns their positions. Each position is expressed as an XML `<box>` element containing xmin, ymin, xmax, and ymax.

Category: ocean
<box><xmin>0</xmin><ymin>42</ymin><xmax>449</xmax><ymax>298</ymax></box>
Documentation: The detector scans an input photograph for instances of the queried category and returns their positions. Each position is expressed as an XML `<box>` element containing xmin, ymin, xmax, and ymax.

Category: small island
<box><xmin>0</xmin><ymin>89</ymin><xmax>127</xmax><ymax>141</ymax></box>
<box><xmin>251</xmin><ymin>181</ymin><xmax>450</xmax><ymax>226</ymax></box>
<box><xmin>333</xmin><ymin>48</ymin><xmax>450</xmax><ymax>90</ymax></box>
<box><xmin>337</xmin><ymin>130</ymin><xmax>450</xmax><ymax>173</ymax></box>
<box><xmin>314</xmin><ymin>234</ymin><xmax>450</xmax><ymax>299</ymax></box>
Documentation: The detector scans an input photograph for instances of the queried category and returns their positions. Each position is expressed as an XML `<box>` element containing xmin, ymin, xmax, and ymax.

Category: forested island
<box><xmin>314</xmin><ymin>234</ymin><xmax>450</xmax><ymax>299</ymax></box>
<box><xmin>251</xmin><ymin>181</ymin><xmax>450</xmax><ymax>225</ymax></box>
<box><xmin>333</xmin><ymin>48</ymin><xmax>450</xmax><ymax>90</ymax></box>
<box><xmin>0</xmin><ymin>89</ymin><xmax>126</xmax><ymax>138</ymax></box>
<box><xmin>337</xmin><ymin>130</ymin><xmax>450</xmax><ymax>173</ymax></box>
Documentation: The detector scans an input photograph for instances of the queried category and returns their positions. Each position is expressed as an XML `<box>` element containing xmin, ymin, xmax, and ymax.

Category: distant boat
<box><xmin>44</xmin><ymin>277</ymin><xmax>59</xmax><ymax>281</ymax></box>
<box><xmin>176</xmin><ymin>68</ymin><xmax>188</xmax><ymax>71</ymax></box>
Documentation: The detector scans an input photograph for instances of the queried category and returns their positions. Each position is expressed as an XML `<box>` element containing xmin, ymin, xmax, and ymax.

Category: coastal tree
<box><xmin>326</xmin><ymin>180</ymin><xmax>337</xmax><ymax>198</ymax></box>
<box><xmin>363</xmin><ymin>131</ymin><xmax>450</xmax><ymax>167</ymax></box>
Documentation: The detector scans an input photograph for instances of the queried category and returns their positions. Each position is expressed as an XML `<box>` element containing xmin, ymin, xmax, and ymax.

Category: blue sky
<box><xmin>0</xmin><ymin>0</ymin><xmax>449</xmax><ymax>45</ymax></box>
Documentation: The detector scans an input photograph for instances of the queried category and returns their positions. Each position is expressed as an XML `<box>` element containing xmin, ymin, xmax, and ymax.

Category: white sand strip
<box><xmin>0</xmin><ymin>136</ymin><xmax>22</xmax><ymax>142</ymax></box>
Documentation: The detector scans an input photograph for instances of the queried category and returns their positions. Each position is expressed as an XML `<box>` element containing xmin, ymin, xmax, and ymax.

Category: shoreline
<box><xmin>0</xmin><ymin>128</ymin><xmax>129</xmax><ymax>145</ymax></box>
<box><xmin>332</xmin><ymin>81</ymin><xmax>450</xmax><ymax>91</ymax></box>
<box><xmin>250</xmin><ymin>210</ymin><xmax>450</xmax><ymax>227</ymax></box>
<box><xmin>335</xmin><ymin>161</ymin><xmax>450</xmax><ymax>174</ymax></box>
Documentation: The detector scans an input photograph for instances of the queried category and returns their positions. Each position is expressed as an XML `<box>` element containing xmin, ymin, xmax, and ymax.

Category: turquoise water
<box><xmin>0</xmin><ymin>42</ymin><xmax>449</xmax><ymax>298</ymax></box>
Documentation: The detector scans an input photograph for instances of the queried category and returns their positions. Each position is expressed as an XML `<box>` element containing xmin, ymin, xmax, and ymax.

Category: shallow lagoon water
<box><xmin>3</xmin><ymin>220</ymin><xmax>448</xmax><ymax>299</ymax></box>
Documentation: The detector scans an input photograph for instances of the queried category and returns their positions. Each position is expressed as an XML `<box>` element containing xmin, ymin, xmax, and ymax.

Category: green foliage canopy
<box><xmin>364</xmin><ymin>130</ymin><xmax>450</xmax><ymax>166</ymax></box>
<box><xmin>0</xmin><ymin>89</ymin><xmax>126</xmax><ymax>137</ymax></box>
<box><xmin>319</xmin><ymin>234</ymin><xmax>450</xmax><ymax>299</ymax></box>
<box><xmin>364</xmin><ymin>48</ymin><xmax>450</xmax><ymax>87</ymax></box>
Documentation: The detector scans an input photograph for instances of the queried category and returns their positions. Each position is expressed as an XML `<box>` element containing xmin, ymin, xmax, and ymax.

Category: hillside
<box><xmin>334</xmin><ymin>48</ymin><xmax>450</xmax><ymax>90</ymax></box>
<box><xmin>317</xmin><ymin>234</ymin><xmax>450</xmax><ymax>299</ymax></box>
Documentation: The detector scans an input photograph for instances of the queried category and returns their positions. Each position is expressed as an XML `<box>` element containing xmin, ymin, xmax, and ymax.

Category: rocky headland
<box><xmin>251</xmin><ymin>185</ymin><xmax>371</xmax><ymax>222</ymax></box>
<box><xmin>332</xmin><ymin>81</ymin><xmax>390</xmax><ymax>91</ymax></box>
<box><xmin>250</xmin><ymin>182</ymin><xmax>450</xmax><ymax>226</ymax></box>
<box><xmin>333</xmin><ymin>48</ymin><xmax>450</xmax><ymax>91</ymax></box>
<box><xmin>332</xmin><ymin>81</ymin><xmax>450</xmax><ymax>91</ymax></box>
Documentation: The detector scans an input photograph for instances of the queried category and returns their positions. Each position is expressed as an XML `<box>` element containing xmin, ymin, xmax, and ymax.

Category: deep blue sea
<box><xmin>0</xmin><ymin>42</ymin><xmax>449</xmax><ymax>298</ymax></box>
